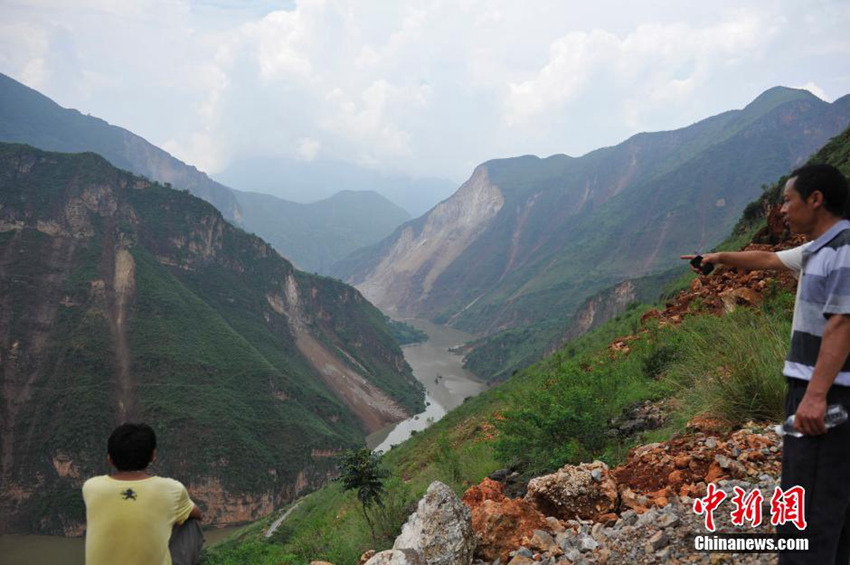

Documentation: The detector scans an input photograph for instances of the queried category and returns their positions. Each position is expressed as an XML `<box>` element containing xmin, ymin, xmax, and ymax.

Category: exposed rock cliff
<box><xmin>0</xmin><ymin>144</ymin><xmax>423</xmax><ymax>534</ymax></box>
<box><xmin>336</xmin><ymin>88</ymin><xmax>850</xmax><ymax>347</ymax></box>
<box><xmin>352</xmin><ymin>166</ymin><xmax>504</xmax><ymax>316</ymax></box>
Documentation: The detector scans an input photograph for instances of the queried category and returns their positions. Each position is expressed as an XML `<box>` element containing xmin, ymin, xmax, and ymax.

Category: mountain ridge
<box><xmin>0</xmin><ymin>72</ymin><xmax>242</xmax><ymax>223</ymax></box>
<box><xmin>333</xmin><ymin>87</ymin><xmax>850</xmax><ymax>382</ymax></box>
<box><xmin>232</xmin><ymin>188</ymin><xmax>411</xmax><ymax>274</ymax></box>
<box><xmin>0</xmin><ymin>143</ymin><xmax>424</xmax><ymax>535</ymax></box>
<box><xmin>215</xmin><ymin>155</ymin><xmax>457</xmax><ymax>218</ymax></box>
<box><xmin>0</xmin><ymin>72</ymin><xmax>419</xmax><ymax>272</ymax></box>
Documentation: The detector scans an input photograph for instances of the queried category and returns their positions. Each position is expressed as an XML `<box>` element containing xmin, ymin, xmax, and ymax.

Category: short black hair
<box><xmin>788</xmin><ymin>164</ymin><xmax>849</xmax><ymax>218</ymax></box>
<box><xmin>108</xmin><ymin>423</ymin><xmax>156</xmax><ymax>471</ymax></box>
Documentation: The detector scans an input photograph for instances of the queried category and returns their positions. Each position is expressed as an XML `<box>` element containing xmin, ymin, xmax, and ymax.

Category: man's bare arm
<box><xmin>794</xmin><ymin>314</ymin><xmax>850</xmax><ymax>436</ymax></box>
<box><xmin>680</xmin><ymin>250</ymin><xmax>788</xmax><ymax>272</ymax></box>
<box><xmin>189</xmin><ymin>504</ymin><xmax>203</xmax><ymax>521</ymax></box>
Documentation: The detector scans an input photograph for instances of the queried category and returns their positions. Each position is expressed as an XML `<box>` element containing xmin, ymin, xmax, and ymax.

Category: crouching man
<box><xmin>83</xmin><ymin>423</ymin><xmax>204</xmax><ymax>565</ymax></box>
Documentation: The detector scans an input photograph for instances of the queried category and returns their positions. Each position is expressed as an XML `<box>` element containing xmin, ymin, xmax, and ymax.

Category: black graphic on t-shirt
<box><xmin>121</xmin><ymin>488</ymin><xmax>138</xmax><ymax>501</ymax></box>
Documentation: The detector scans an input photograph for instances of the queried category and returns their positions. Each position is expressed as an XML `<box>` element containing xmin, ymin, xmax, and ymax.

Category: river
<box><xmin>0</xmin><ymin>524</ymin><xmax>245</xmax><ymax>565</ymax></box>
<box><xmin>0</xmin><ymin>320</ymin><xmax>485</xmax><ymax>562</ymax></box>
<box><xmin>367</xmin><ymin>318</ymin><xmax>487</xmax><ymax>452</ymax></box>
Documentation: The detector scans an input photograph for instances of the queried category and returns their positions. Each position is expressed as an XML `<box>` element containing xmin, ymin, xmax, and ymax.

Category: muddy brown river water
<box><xmin>367</xmin><ymin>318</ymin><xmax>487</xmax><ymax>451</ymax></box>
<box><xmin>0</xmin><ymin>524</ymin><xmax>244</xmax><ymax>565</ymax></box>
<box><xmin>0</xmin><ymin>320</ymin><xmax>485</xmax><ymax>562</ymax></box>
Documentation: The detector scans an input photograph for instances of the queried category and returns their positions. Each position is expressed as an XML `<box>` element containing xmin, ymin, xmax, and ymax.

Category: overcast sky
<box><xmin>1</xmin><ymin>0</ymin><xmax>849</xmax><ymax>183</ymax></box>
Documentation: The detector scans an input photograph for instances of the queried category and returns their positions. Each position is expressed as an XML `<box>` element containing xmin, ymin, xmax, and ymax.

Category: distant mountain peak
<box><xmin>0</xmin><ymin>72</ymin><xmax>242</xmax><ymax>222</ymax></box>
<box><xmin>743</xmin><ymin>85</ymin><xmax>822</xmax><ymax>114</ymax></box>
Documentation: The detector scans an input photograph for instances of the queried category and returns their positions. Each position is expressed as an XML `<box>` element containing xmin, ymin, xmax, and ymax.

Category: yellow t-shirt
<box><xmin>82</xmin><ymin>475</ymin><xmax>195</xmax><ymax>565</ymax></box>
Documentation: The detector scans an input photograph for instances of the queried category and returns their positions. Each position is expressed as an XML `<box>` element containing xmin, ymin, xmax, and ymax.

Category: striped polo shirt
<box><xmin>779</xmin><ymin>219</ymin><xmax>850</xmax><ymax>385</ymax></box>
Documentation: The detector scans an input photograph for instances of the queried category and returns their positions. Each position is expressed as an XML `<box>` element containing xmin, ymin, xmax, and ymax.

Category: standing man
<box><xmin>682</xmin><ymin>163</ymin><xmax>850</xmax><ymax>564</ymax></box>
<box><xmin>83</xmin><ymin>422</ymin><xmax>204</xmax><ymax>565</ymax></box>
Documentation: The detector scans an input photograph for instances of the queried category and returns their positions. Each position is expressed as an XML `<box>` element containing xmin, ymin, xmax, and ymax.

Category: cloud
<box><xmin>797</xmin><ymin>82</ymin><xmax>827</xmax><ymax>101</ymax></box>
<box><xmin>504</xmin><ymin>11</ymin><xmax>767</xmax><ymax>127</ymax></box>
<box><xmin>296</xmin><ymin>137</ymin><xmax>321</xmax><ymax>160</ymax></box>
<box><xmin>505</xmin><ymin>30</ymin><xmax>619</xmax><ymax>126</ymax></box>
<box><xmin>242</xmin><ymin>1</ymin><xmax>322</xmax><ymax>80</ymax></box>
<box><xmin>0</xmin><ymin>22</ymin><xmax>50</xmax><ymax>89</ymax></box>
<box><xmin>3</xmin><ymin>0</ymin><xmax>848</xmax><ymax>182</ymax></box>
<box><xmin>321</xmin><ymin>80</ymin><xmax>418</xmax><ymax>160</ymax></box>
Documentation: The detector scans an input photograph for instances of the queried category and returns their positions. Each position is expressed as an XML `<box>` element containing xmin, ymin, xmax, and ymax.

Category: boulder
<box><xmin>619</xmin><ymin>487</ymin><xmax>648</xmax><ymax>514</ymax></box>
<box><xmin>468</xmin><ymin>494</ymin><xmax>547</xmax><ymax>563</ymax></box>
<box><xmin>523</xmin><ymin>461</ymin><xmax>618</xmax><ymax>521</ymax></box>
<box><xmin>363</xmin><ymin>549</ymin><xmax>426</xmax><ymax>565</ymax></box>
<box><xmin>461</xmin><ymin>478</ymin><xmax>505</xmax><ymax>508</ymax></box>
<box><xmin>393</xmin><ymin>481</ymin><xmax>475</xmax><ymax>565</ymax></box>
<box><xmin>523</xmin><ymin>529</ymin><xmax>559</xmax><ymax>554</ymax></box>
<box><xmin>358</xmin><ymin>550</ymin><xmax>377</xmax><ymax>565</ymax></box>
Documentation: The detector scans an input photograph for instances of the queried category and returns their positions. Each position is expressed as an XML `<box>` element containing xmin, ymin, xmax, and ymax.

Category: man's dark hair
<box><xmin>108</xmin><ymin>423</ymin><xmax>156</xmax><ymax>471</ymax></box>
<box><xmin>789</xmin><ymin>164</ymin><xmax>849</xmax><ymax>218</ymax></box>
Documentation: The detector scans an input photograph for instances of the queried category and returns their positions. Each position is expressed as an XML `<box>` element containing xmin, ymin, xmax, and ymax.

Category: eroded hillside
<box><xmin>336</xmin><ymin>88</ymin><xmax>850</xmax><ymax>381</ymax></box>
<box><xmin>0</xmin><ymin>144</ymin><xmax>424</xmax><ymax>535</ymax></box>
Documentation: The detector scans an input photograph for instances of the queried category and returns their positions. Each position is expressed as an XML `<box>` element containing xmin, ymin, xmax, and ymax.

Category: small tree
<box><xmin>339</xmin><ymin>448</ymin><xmax>390</xmax><ymax>540</ymax></box>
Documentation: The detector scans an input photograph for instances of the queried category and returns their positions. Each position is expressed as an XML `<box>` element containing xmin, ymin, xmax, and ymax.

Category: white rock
<box><xmin>364</xmin><ymin>549</ymin><xmax>427</xmax><ymax>565</ymax></box>
<box><xmin>393</xmin><ymin>481</ymin><xmax>475</xmax><ymax>565</ymax></box>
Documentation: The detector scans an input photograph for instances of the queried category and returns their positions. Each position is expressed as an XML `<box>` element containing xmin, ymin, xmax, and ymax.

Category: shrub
<box><xmin>663</xmin><ymin>308</ymin><xmax>790</xmax><ymax>426</ymax></box>
<box><xmin>495</xmin><ymin>363</ymin><xmax>615</xmax><ymax>473</ymax></box>
<box><xmin>338</xmin><ymin>449</ymin><xmax>390</xmax><ymax>541</ymax></box>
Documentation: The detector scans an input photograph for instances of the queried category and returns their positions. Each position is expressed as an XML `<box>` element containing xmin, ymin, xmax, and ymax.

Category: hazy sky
<box><xmin>1</xmin><ymin>0</ymin><xmax>849</xmax><ymax>183</ymax></box>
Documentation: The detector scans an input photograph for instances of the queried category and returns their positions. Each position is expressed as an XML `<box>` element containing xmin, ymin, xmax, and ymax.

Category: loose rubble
<box><xmin>463</xmin><ymin>423</ymin><xmax>783</xmax><ymax>565</ymax></box>
<box><xmin>606</xmin><ymin>400</ymin><xmax>668</xmax><ymax>439</ymax></box>
<box><xmin>463</xmin><ymin>478</ymin><xmax>548</xmax><ymax>563</ymax></box>
<box><xmin>524</xmin><ymin>461</ymin><xmax>618</xmax><ymax>522</ymax></box>
<box><xmin>316</xmin><ymin>210</ymin><xmax>796</xmax><ymax>565</ymax></box>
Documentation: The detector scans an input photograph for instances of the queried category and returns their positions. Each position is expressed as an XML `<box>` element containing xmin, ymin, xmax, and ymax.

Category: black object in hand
<box><xmin>690</xmin><ymin>255</ymin><xmax>715</xmax><ymax>275</ymax></box>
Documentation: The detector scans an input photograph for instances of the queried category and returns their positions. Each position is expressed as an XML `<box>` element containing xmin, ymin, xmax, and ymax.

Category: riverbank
<box><xmin>1</xmin><ymin>321</ymin><xmax>487</xmax><ymax>563</ymax></box>
<box><xmin>367</xmin><ymin>319</ymin><xmax>487</xmax><ymax>452</ymax></box>
<box><xmin>0</xmin><ymin>524</ymin><xmax>245</xmax><ymax>565</ymax></box>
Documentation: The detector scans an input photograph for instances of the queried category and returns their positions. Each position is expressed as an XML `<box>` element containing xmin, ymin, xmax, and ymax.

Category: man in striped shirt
<box><xmin>683</xmin><ymin>163</ymin><xmax>850</xmax><ymax>564</ymax></box>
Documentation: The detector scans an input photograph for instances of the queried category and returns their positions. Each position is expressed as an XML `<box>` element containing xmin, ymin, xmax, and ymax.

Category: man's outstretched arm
<box><xmin>680</xmin><ymin>250</ymin><xmax>788</xmax><ymax>272</ymax></box>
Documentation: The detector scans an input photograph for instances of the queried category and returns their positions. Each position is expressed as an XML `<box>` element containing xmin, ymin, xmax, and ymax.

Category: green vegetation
<box><xmin>0</xmin><ymin>72</ymin><xmax>240</xmax><ymax>220</ymax></box>
<box><xmin>234</xmin><ymin>190</ymin><xmax>411</xmax><ymax>275</ymax></box>
<box><xmin>338</xmin><ymin>449</ymin><xmax>391</xmax><ymax>541</ymax></box>
<box><xmin>0</xmin><ymin>143</ymin><xmax>423</xmax><ymax>534</ymax></box>
<box><xmin>203</xmin><ymin>123</ymin><xmax>850</xmax><ymax>564</ymax></box>
<box><xmin>664</xmin><ymin>306</ymin><xmax>791</xmax><ymax>427</ymax></box>
<box><xmin>464</xmin><ymin>270</ymin><xmax>681</xmax><ymax>382</ymax></box>
<box><xmin>339</xmin><ymin>88</ymin><xmax>848</xmax><ymax>389</ymax></box>
<box><xmin>202</xmin><ymin>285</ymin><xmax>795</xmax><ymax>563</ymax></box>
<box><xmin>386</xmin><ymin>317</ymin><xmax>429</xmax><ymax>346</ymax></box>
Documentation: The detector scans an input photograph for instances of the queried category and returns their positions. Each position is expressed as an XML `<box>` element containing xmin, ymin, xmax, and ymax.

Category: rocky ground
<box><xmin>465</xmin><ymin>420</ymin><xmax>785</xmax><ymax>565</ymax></box>
<box><xmin>310</xmin><ymin>211</ymin><xmax>802</xmax><ymax>565</ymax></box>
<box><xmin>324</xmin><ymin>420</ymin><xmax>788</xmax><ymax>565</ymax></box>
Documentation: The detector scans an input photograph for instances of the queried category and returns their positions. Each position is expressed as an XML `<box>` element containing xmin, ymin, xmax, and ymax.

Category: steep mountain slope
<box><xmin>217</xmin><ymin>156</ymin><xmax>457</xmax><ymax>218</ymax></box>
<box><xmin>204</xmin><ymin>120</ymin><xmax>850</xmax><ymax>565</ymax></box>
<box><xmin>460</xmin><ymin>269</ymin><xmax>681</xmax><ymax>382</ymax></box>
<box><xmin>0</xmin><ymin>73</ymin><xmax>416</xmax><ymax>273</ymax></box>
<box><xmin>0</xmin><ymin>144</ymin><xmax>423</xmax><ymax>535</ymax></box>
<box><xmin>335</xmin><ymin>88</ymin><xmax>850</xmax><ymax>358</ymax></box>
<box><xmin>0</xmin><ymin>73</ymin><xmax>241</xmax><ymax>222</ymax></box>
<box><xmin>232</xmin><ymin>189</ymin><xmax>410</xmax><ymax>274</ymax></box>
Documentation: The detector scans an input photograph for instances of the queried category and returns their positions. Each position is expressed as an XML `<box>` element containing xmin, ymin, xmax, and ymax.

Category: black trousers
<box><xmin>779</xmin><ymin>378</ymin><xmax>850</xmax><ymax>565</ymax></box>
